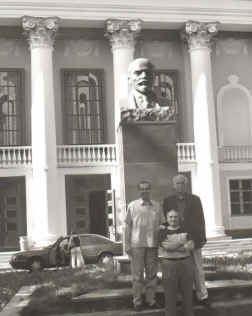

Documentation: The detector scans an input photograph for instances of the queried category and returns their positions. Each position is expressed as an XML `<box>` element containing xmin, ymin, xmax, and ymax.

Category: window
<box><xmin>0</xmin><ymin>70</ymin><xmax>24</xmax><ymax>146</ymax></box>
<box><xmin>153</xmin><ymin>70</ymin><xmax>178</xmax><ymax>115</ymax></box>
<box><xmin>229</xmin><ymin>179</ymin><xmax>252</xmax><ymax>215</ymax></box>
<box><xmin>62</xmin><ymin>69</ymin><xmax>105</xmax><ymax>145</ymax></box>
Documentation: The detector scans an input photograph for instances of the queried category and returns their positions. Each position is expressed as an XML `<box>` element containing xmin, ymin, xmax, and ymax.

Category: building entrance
<box><xmin>0</xmin><ymin>177</ymin><xmax>26</xmax><ymax>250</ymax></box>
<box><xmin>65</xmin><ymin>174</ymin><xmax>111</xmax><ymax>236</ymax></box>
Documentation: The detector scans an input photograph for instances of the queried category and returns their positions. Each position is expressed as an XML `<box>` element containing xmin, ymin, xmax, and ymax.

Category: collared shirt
<box><xmin>125</xmin><ymin>198</ymin><xmax>164</xmax><ymax>248</ymax></box>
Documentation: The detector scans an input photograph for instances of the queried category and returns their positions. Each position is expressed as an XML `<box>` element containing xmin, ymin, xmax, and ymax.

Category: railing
<box><xmin>219</xmin><ymin>146</ymin><xmax>252</xmax><ymax>162</ymax></box>
<box><xmin>57</xmin><ymin>144</ymin><xmax>117</xmax><ymax>166</ymax></box>
<box><xmin>177</xmin><ymin>143</ymin><xmax>196</xmax><ymax>162</ymax></box>
<box><xmin>0</xmin><ymin>146</ymin><xmax>32</xmax><ymax>167</ymax></box>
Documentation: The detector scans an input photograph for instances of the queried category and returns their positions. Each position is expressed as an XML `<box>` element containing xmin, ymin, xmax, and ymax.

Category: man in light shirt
<box><xmin>125</xmin><ymin>180</ymin><xmax>164</xmax><ymax>311</ymax></box>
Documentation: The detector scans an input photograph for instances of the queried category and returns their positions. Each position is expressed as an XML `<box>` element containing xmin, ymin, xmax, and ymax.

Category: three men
<box><xmin>125</xmin><ymin>175</ymin><xmax>208</xmax><ymax>312</ymax></box>
<box><xmin>125</xmin><ymin>180</ymin><xmax>164</xmax><ymax>311</ymax></box>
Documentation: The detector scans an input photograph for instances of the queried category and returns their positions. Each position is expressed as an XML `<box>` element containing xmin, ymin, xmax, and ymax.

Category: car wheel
<box><xmin>29</xmin><ymin>258</ymin><xmax>44</xmax><ymax>272</ymax></box>
<box><xmin>98</xmin><ymin>252</ymin><xmax>113</xmax><ymax>265</ymax></box>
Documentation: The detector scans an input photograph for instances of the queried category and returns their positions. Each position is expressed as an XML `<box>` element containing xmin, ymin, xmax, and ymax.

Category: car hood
<box><xmin>12</xmin><ymin>247</ymin><xmax>50</xmax><ymax>258</ymax></box>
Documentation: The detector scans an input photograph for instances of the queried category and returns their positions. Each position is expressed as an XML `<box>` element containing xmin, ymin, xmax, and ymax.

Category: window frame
<box><xmin>228</xmin><ymin>178</ymin><xmax>252</xmax><ymax>216</ymax></box>
<box><xmin>0</xmin><ymin>68</ymin><xmax>25</xmax><ymax>146</ymax></box>
<box><xmin>61</xmin><ymin>68</ymin><xmax>106</xmax><ymax>145</ymax></box>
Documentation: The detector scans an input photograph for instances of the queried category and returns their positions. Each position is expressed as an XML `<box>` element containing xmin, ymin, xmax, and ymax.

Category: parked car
<box><xmin>9</xmin><ymin>234</ymin><xmax>123</xmax><ymax>272</ymax></box>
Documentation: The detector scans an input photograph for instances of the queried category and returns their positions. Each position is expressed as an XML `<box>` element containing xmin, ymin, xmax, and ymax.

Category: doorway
<box><xmin>0</xmin><ymin>177</ymin><xmax>26</xmax><ymax>250</ymax></box>
<box><xmin>65</xmin><ymin>174</ymin><xmax>111</xmax><ymax>236</ymax></box>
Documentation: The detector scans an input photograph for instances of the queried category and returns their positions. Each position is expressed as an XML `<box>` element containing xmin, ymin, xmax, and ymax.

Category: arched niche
<box><xmin>217</xmin><ymin>75</ymin><xmax>252</xmax><ymax>146</ymax></box>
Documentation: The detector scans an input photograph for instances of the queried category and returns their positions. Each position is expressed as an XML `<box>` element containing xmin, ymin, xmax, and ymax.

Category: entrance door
<box><xmin>65</xmin><ymin>174</ymin><xmax>111</xmax><ymax>235</ymax></box>
<box><xmin>0</xmin><ymin>177</ymin><xmax>26</xmax><ymax>250</ymax></box>
<box><xmin>89</xmin><ymin>191</ymin><xmax>107</xmax><ymax>236</ymax></box>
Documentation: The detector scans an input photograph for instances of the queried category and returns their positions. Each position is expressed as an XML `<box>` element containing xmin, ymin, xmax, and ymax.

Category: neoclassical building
<box><xmin>0</xmin><ymin>0</ymin><xmax>252</xmax><ymax>250</ymax></box>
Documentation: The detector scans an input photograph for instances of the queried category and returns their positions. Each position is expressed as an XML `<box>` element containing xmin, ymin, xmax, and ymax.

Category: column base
<box><xmin>206</xmin><ymin>225</ymin><xmax>228</xmax><ymax>239</ymax></box>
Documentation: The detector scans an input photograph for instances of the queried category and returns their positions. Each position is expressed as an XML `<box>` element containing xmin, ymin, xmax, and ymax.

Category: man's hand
<box><xmin>184</xmin><ymin>240</ymin><xmax>194</xmax><ymax>251</ymax></box>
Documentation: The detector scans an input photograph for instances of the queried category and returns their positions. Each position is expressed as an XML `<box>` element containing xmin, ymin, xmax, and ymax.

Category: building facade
<box><xmin>0</xmin><ymin>0</ymin><xmax>252</xmax><ymax>250</ymax></box>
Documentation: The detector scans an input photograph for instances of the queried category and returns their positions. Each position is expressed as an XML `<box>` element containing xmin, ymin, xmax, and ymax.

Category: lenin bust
<box><xmin>121</xmin><ymin>58</ymin><xmax>176</xmax><ymax>122</ymax></box>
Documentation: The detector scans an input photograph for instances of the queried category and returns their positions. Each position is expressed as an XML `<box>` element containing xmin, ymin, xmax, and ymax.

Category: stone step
<box><xmin>70</xmin><ymin>279</ymin><xmax>252</xmax><ymax>314</ymax></box>
<box><xmin>50</xmin><ymin>297</ymin><xmax>252</xmax><ymax>316</ymax></box>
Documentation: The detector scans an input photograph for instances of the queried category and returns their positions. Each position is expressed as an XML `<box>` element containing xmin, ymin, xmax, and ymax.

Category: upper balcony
<box><xmin>0</xmin><ymin>144</ymin><xmax>252</xmax><ymax>169</ymax></box>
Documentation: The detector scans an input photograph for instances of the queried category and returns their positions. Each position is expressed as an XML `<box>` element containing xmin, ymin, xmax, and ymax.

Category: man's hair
<box><xmin>172</xmin><ymin>174</ymin><xmax>188</xmax><ymax>186</ymax></box>
<box><xmin>128</xmin><ymin>58</ymin><xmax>155</xmax><ymax>78</ymax></box>
<box><xmin>137</xmin><ymin>180</ymin><xmax>151</xmax><ymax>190</ymax></box>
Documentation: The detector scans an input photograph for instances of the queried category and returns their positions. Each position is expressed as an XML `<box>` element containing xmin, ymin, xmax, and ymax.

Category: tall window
<box><xmin>0</xmin><ymin>70</ymin><xmax>24</xmax><ymax>146</ymax></box>
<box><xmin>153</xmin><ymin>70</ymin><xmax>178</xmax><ymax>115</ymax></box>
<box><xmin>229</xmin><ymin>179</ymin><xmax>252</xmax><ymax>215</ymax></box>
<box><xmin>62</xmin><ymin>69</ymin><xmax>105</xmax><ymax>145</ymax></box>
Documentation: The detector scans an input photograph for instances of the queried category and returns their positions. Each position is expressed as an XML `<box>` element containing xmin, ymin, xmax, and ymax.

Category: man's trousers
<box><xmin>192</xmin><ymin>248</ymin><xmax>208</xmax><ymax>300</ymax></box>
<box><xmin>161</xmin><ymin>256</ymin><xmax>194</xmax><ymax>316</ymax></box>
<box><xmin>130</xmin><ymin>247</ymin><xmax>158</xmax><ymax>307</ymax></box>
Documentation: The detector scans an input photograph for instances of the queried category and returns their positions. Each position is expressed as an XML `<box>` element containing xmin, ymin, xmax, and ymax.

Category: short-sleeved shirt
<box><xmin>125</xmin><ymin>199</ymin><xmax>165</xmax><ymax>248</ymax></box>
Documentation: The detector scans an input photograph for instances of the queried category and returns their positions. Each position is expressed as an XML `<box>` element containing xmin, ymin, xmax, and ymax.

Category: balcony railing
<box><xmin>57</xmin><ymin>144</ymin><xmax>117</xmax><ymax>166</ymax></box>
<box><xmin>177</xmin><ymin>143</ymin><xmax>196</xmax><ymax>162</ymax></box>
<box><xmin>6</xmin><ymin>144</ymin><xmax>252</xmax><ymax>167</ymax></box>
<box><xmin>219</xmin><ymin>145</ymin><xmax>252</xmax><ymax>162</ymax></box>
<box><xmin>0</xmin><ymin>146</ymin><xmax>32</xmax><ymax>167</ymax></box>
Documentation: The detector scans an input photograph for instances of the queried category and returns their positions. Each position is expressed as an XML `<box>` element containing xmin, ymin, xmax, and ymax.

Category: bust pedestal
<box><xmin>122</xmin><ymin>121</ymin><xmax>178</xmax><ymax>204</ymax></box>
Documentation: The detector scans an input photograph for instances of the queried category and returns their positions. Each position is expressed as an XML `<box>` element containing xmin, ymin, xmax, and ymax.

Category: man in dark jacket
<box><xmin>163</xmin><ymin>174</ymin><xmax>208</xmax><ymax>303</ymax></box>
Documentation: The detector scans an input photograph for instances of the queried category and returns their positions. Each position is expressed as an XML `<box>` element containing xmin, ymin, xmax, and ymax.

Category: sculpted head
<box><xmin>128</xmin><ymin>58</ymin><xmax>155</xmax><ymax>95</ymax></box>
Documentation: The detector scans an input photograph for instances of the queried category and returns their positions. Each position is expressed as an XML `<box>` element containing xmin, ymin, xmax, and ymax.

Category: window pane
<box><xmin>231</xmin><ymin>203</ymin><xmax>241</xmax><ymax>215</ymax></box>
<box><xmin>243</xmin><ymin>203</ymin><xmax>252</xmax><ymax>214</ymax></box>
<box><xmin>230</xmin><ymin>191</ymin><xmax>240</xmax><ymax>202</ymax></box>
<box><xmin>230</xmin><ymin>180</ymin><xmax>239</xmax><ymax>190</ymax></box>
<box><xmin>242</xmin><ymin>180</ymin><xmax>252</xmax><ymax>190</ymax></box>
<box><xmin>243</xmin><ymin>191</ymin><xmax>252</xmax><ymax>202</ymax></box>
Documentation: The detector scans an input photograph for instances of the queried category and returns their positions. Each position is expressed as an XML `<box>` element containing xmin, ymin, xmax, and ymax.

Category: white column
<box><xmin>22</xmin><ymin>16</ymin><xmax>61</xmax><ymax>246</ymax></box>
<box><xmin>183</xmin><ymin>21</ymin><xmax>225</xmax><ymax>238</ymax></box>
<box><xmin>105</xmin><ymin>19</ymin><xmax>141</xmax><ymax>237</ymax></box>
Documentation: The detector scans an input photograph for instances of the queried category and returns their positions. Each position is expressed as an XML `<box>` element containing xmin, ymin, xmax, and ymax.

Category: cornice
<box><xmin>1</xmin><ymin>1</ymin><xmax>252</xmax><ymax>30</ymax></box>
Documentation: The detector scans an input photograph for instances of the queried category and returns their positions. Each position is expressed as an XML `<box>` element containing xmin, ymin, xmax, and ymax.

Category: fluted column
<box><xmin>22</xmin><ymin>16</ymin><xmax>61</xmax><ymax>246</ymax></box>
<box><xmin>183</xmin><ymin>21</ymin><xmax>225</xmax><ymax>238</ymax></box>
<box><xmin>105</xmin><ymin>19</ymin><xmax>141</xmax><ymax>238</ymax></box>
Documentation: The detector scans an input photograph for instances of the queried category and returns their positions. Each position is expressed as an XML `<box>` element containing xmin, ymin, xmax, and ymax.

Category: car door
<box><xmin>79</xmin><ymin>235</ymin><xmax>110</xmax><ymax>263</ymax></box>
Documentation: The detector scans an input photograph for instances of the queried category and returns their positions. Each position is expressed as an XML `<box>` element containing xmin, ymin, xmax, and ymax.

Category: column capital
<box><xmin>105</xmin><ymin>19</ymin><xmax>142</xmax><ymax>51</ymax></box>
<box><xmin>182</xmin><ymin>20</ymin><xmax>219</xmax><ymax>51</ymax></box>
<box><xmin>22</xmin><ymin>16</ymin><xmax>59</xmax><ymax>49</ymax></box>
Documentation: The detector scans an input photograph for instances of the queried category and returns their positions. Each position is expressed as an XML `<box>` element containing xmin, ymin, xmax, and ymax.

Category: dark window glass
<box><xmin>230</xmin><ymin>191</ymin><xmax>240</xmax><ymax>202</ymax></box>
<box><xmin>63</xmin><ymin>69</ymin><xmax>105</xmax><ymax>145</ymax></box>
<box><xmin>0</xmin><ymin>70</ymin><xmax>24</xmax><ymax>146</ymax></box>
<box><xmin>231</xmin><ymin>203</ymin><xmax>241</xmax><ymax>215</ymax></box>
<box><xmin>243</xmin><ymin>203</ymin><xmax>252</xmax><ymax>214</ymax></box>
<box><xmin>230</xmin><ymin>180</ymin><xmax>239</xmax><ymax>190</ymax></box>
<box><xmin>230</xmin><ymin>179</ymin><xmax>252</xmax><ymax>215</ymax></box>
<box><xmin>243</xmin><ymin>191</ymin><xmax>252</xmax><ymax>202</ymax></box>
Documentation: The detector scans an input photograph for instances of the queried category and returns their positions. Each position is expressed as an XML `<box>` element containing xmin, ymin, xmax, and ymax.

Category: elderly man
<box><xmin>163</xmin><ymin>174</ymin><xmax>209</xmax><ymax>304</ymax></box>
<box><xmin>125</xmin><ymin>180</ymin><xmax>164</xmax><ymax>311</ymax></box>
